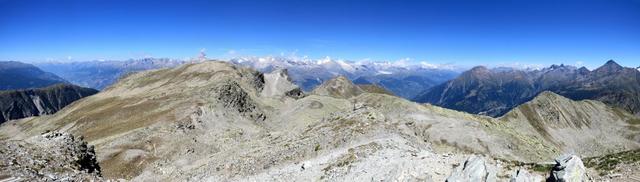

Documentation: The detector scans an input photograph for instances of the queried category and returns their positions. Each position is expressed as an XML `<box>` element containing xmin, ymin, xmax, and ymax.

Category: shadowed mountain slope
<box><xmin>0</xmin><ymin>61</ymin><xmax>68</xmax><ymax>90</ymax></box>
<box><xmin>414</xmin><ymin>60</ymin><xmax>640</xmax><ymax>117</ymax></box>
<box><xmin>0</xmin><ymin>84</ymin><xmax>98</xmax><ymax>123</ymax></box>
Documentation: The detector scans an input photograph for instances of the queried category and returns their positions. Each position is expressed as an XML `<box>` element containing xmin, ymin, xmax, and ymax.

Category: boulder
<box><xmin>548</xmin><ymin>154</ymin><xmax>586</xmax><ymax>182</ymax></box>
<box><xmin>446</xmin><ymin>155</ymin><xmax>497</xmax><ymax>182</ymax></box>
<box><xmin>510</xmin><ymin>168</ymin><xmax>543</xmax><ymax>182</ymax></box>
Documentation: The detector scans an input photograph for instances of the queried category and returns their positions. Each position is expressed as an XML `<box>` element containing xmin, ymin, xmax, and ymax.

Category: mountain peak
<box><xmin>460</xmin><ymin>66</ymin><xmax>491</xmax><ymax>79</ymax></box>
<box><xmin>470</xmin><ymin>66</ymin><xmax>489</xmax><ymax>72</ymax></box>
<box><xmin>311</xmin><ymin>75</ymin><xmax>364</xmax><ymax>99</ymax></box>
<box><xmin>577</xmin><ymin>66</ymin><xmax>590</xmax><ymax>74</ymax></box>
<box><xmin>605</xmin><ymin>59</ymin><xmax>619</xmax><ymax>65</ymax></box>
<box><xmin>533</xmin><ymin>91</ymin><xmax>565</xmax><ymax>102</ymax></box>
<box><xmin>594</xmin><ymin>60</ymin><xmax>624</xmax><ymax>74</ymax></box>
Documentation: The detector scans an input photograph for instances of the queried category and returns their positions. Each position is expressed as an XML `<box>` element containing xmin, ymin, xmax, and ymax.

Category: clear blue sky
<box><xmin>1</xmin><ymin>0</ymin><xmax>639</xmax><ymax>68</ymax></box>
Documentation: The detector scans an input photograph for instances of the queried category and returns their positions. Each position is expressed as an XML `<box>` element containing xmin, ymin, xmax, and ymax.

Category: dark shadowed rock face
<box><xmin>0</xmin><ymin>84</ymin><xmax>98</xmax><ymax>123</ymax></box>
<box><xmin>0</xmin><ymin>61</ymin><xmax>67</xmax><ymax>90</ymax></box>
<box><xmin>0</xmin><ymin>131</ymin><xmax>102</xmax><ymax>181</ymax></box>
<box><xmin>414</xmin><ymin>60</ymin><xmax>640</xmax><ymax>117</ymax></box>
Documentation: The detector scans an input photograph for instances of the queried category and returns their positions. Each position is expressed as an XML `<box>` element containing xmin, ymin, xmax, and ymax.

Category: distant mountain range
<box><xmin>414</xmin><ymin>60</ymin><xmax>640</xmax><ymax>117</ymax></box>
<box><xmin>0</xmin><ymin>61</ymin><xmax>68</xmax><ymax>90</ymax></box>
<box><xmin>0</xmin><ymin>84</ymin><xmax>98</xmax><ymax>123</ymax></box>
<box><xmin>230</xmin><ymin>56</ymin><xmax>460</xmax><ymax>99</ymax></box>
<box><xmin>33</xmin><ymin>57</ymin><xmax>458</xmax><ymax>100</ymax></box>
<box><xmin>35</xmin><ymin>58</ymin><xmax>186</xmax><ymax>90</ymax></box>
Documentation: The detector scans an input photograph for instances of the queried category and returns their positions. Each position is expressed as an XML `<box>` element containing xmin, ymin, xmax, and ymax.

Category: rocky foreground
<box><xmin>1</xmin><ymin>61</ymin><xmax>639</xmax><ymax>181</ymax></box>
<box><xmin>3</xmin><ymin>131</ymin><xmax>623</xmax><ymax>181</ymax></box>
<box><xmin>0</xmin><ymin>132</ymin><xmax>102</xmax><ymax>181</ymax></box>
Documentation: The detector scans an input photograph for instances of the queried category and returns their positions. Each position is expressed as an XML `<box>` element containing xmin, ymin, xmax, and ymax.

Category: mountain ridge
<box><xmin>0</xmin><ymin>61</ymin><xmax>68</xmax><ymax>90</ymax></box>
<box><xmin>0</xmin><ymin>83</ymin><xmax>98</xmax><ymax>123</ymax></box>
<box><xmin>414</xmin><ymin>60</ymin><xmax>640</xmax><ymax>117</ymax></box>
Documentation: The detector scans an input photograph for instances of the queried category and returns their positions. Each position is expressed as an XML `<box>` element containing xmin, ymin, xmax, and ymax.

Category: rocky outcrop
<box><xmin>311</xmin><ymin>76</ymin><xmax>364</xmax><ymax>99</ymax></box>
<box><xmin>446</xmin><ymin>155</ymin><xmax>497</xmax><ymax>182</ymax></box>
<box><xmin>216</xmin><ymin>81</ymin><xmax>265</xmax><ymax>121</ymax></box>
<box><xmin>260</xmin><ymin>69</ymin><xmax>305</xmax><ymax>99</ymax></box>
<box><xmin>0</xmin><ymin>84</ymin><xmax>98</xmax><ymax>123</ymax></box>
<box><xmin>0</xmin><ymin>131</ymin><xmax>102</xmax><ymax>181</ymax></box>
<box><xmin>548</xmin><ymin>155</ymin><xmax>586</xmax><ymax>182</ymax></box>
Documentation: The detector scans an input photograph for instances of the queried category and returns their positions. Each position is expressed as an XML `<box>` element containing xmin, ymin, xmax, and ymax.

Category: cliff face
<box><xmin>0</xmin><ymin>84</ymin><xmax>98</xmax><ymax>123</ymax></box>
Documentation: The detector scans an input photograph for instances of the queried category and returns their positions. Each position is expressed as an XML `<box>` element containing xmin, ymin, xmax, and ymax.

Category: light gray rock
<box><xmin>260</xmin><ymin>69</ymin><xmax>304</xmax><ymax>99</ymax></box>
<box><xmin>548</xmin><ymin>154</ymin><xmax>586</xmax><ymax>182</ymax></box>
<box><xmin>510</xmin><ymin>168</ymin><xmax>543</xmax><ymax>182</ymax></box>
<box><xmin>446</xmin><ymin>155</ymin><xmax>497</xmax><ymax>182</ymax></box>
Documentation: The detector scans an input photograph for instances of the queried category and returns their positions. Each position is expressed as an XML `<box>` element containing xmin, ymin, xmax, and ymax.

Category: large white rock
<box><xmin>510</xmin><ymin>168</ymin><xmax>543</xmax><ymax>182</ymax></box>
<box><xmin>260</xmin><ymin>69</ymin><xmax>303</xmax><ymax>98</ymax></box>
<box><xmin>446</xmin><ymin>155</ymin><xmax>497</xmax><ymax>182</ymax></box>
<box><xmin>549</xmin><ymin>154</ymin><xmax>586</xmax><ymax>182</ymax></box>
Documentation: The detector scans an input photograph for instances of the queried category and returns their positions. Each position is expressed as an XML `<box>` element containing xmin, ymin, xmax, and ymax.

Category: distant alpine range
<box><xmin>413</xmin><ymin>60</ymin><xmax>640</xmax><ymax>117</ymax></box>
<box><xmin>32</xmin><ymin>57</ymin><xmax>460</xmax><ymax>99</ymax></box>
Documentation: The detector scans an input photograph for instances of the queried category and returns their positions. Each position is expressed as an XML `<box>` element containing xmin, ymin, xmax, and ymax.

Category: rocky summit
<box><xmin>0</xmin><ymin>131</ymin><xmax>102</xmax><ymax>181</ymax></box>
<box><xmin>1</xmin><ymin>61</ymin><xmax>639</xmax><ymax>181</ymax></box>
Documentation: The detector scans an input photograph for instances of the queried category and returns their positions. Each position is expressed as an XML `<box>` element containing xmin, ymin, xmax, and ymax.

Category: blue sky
<box><xmin>0</xmin><ymin>0</ymin><xmax>639</xmax><ymax>69</ymax></box>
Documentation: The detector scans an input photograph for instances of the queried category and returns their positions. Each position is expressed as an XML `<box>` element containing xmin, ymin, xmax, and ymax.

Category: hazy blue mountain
<box><xmin>36</xmin><ymin>58</ymin><xmax>186</xmax><ymax>90</ymax></box>
<box><xmin>0</xmin><ymin>84</ymin><xmax>98</xmax><ymax>123</ymax></box>
<box><xmin>0</xmin><ymin>61</ymin><xmax>68</xmax><ymax>90</ymax></box>
<box><xmin>414</xmin><ymin>60</ymin><xmax>640</xmax><ymax>117</ymax></box>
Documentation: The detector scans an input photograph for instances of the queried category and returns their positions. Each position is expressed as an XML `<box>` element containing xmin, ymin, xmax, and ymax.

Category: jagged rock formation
<box><xmin>311</xmin><ymin>76</ymin><xmax>364</xmax><ymax>99</ymax></box>
<box><xmin>548</xmin><ymin>155</ymin><xmax>586</xmax><ymax>182</ymax></box>
<box><xmin>414</xmin><ymin>60</ymin><xmax>640</xmax><ymax>117</ymax></box>
<box><xmin>0</xmin><ymin>84</ymin><xmax>98</xmax><ymax>123</ymax></box>
<box><xmin>0</xmin><ymin>131</ymin><xmax>102</xmax><ymax>181</ymax></box>
<box><xmin>0</xmin><ymin>61</ymin><xmax>67</xmax><ymax>90</ymax></box>
<box><xmin>446</xmin><ymin>155</ymin><xmax>497</xmax><ymax>182</ymax></box>
<box><xmin>0</xmin><ymin>61</ymin><xmax>638</xmax><ymax>181</ymax></box>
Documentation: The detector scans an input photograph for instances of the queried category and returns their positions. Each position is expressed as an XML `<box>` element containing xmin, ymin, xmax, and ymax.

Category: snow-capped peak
<box><xmin>227</xmin><ymin>55</ymin><xmax>459</xmax><ymax>77</ymax></box>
